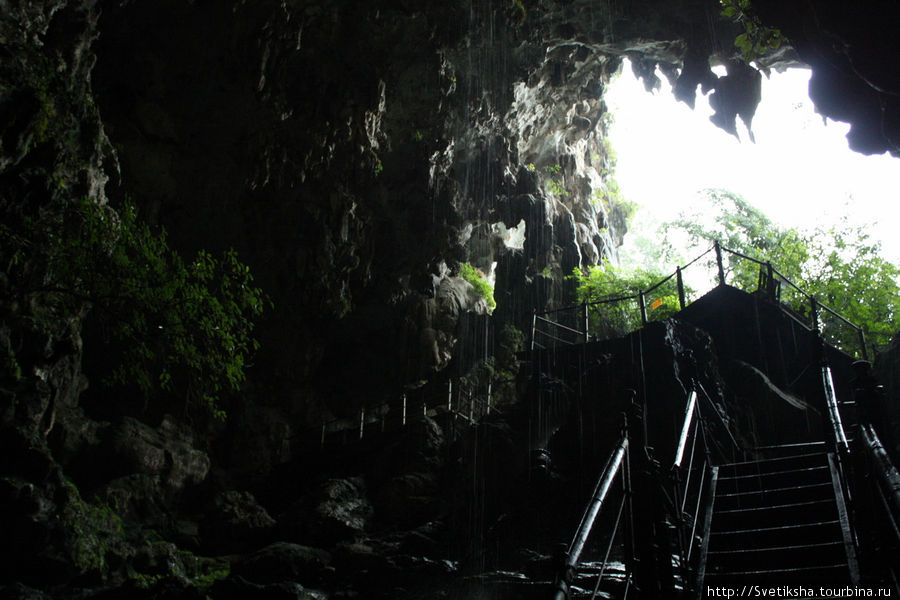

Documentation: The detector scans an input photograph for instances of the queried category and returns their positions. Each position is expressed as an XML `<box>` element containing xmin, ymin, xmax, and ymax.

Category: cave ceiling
<box><xmin>3</xmin><ymin>0</ymin><xmax>898</xmax><ymax>421</ymax></box>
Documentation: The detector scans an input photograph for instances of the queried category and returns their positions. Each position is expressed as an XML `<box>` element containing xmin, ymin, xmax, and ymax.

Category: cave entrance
<box><xmin>605</xmin><ymin>58</ymin><xmax>900</xmax><ymax>268</ymax></box>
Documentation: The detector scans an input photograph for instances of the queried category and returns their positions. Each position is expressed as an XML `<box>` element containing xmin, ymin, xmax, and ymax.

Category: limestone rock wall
<box><xmin>2</xmin><ymin>0</ymin><xmax>899</xmax><ymax>594</ymax></box>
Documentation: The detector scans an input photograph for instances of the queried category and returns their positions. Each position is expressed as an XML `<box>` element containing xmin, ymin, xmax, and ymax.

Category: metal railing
<box><xmin>531</xmin><ymin>241</ymin><xmax>870</xmax><ymax>359</ymax></box>
<box><xmin>553</xmin><ymin>421</ymin><xmax>634</xmax><ymax>600</ymax></box>
<box><xmin>552</xmin><ymin>386</ymin><xmax>730</xmax><ymax>599</ymax></box>
<box><xmin>668</xmin><ymin>385</ymin><xmax>726</xmax><ymax>596</ymax></box>
<box><xmin>856</xmin><ymin>422</ymin><xmax>900</xmax><ymax>592</ymax></box>
<box><xmin>303</xmin><ymin>374</ymin><xmax>509</xmax><ymax>448</ymax></box>
<box><xmin>859</xmin><ymin>424</ymin><xmax>900</xmax><ymax>549</ymax></box>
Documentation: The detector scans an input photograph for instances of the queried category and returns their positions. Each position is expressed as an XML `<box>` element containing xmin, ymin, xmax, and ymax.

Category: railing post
<box><xmin>531</xmin><ymin>311</ymin><xmax>537</xmax><ymax>351</ymax></box>
<box><xmin>582</xmin><ymin>302</ymin><xmax>589</xmax><ymax>343</ymax></box>
<box><xmin>623</xmin><ymin>419</ymin><xmax>635</xmax><ymax>592</ymax></box>
<box><xmin>676</xmin><ymin>266</ymin><xmax>686</xmax><ymax>310</ymax></box>
<box><xmin>714</xmin><ymin>240</ymin><xmax>726</xmax><ymax>286</ymax></box>
<box><xmin>401</xmin><ymin>393</ymin><xmax>407</xmax><ymax>426</ymax></box>
<box><xmin>638</xmin><ymin>291</ymin><xmax>647</xmax><ymax>326</ymax></box>
<box><xmin>858</xmin><ymin>327</ymin><xmax>869</xmax><ymax>361</ymax></box>
<box><xmin>321</xmin><ymin>421</ymin><xmax>326</xmax><ymax>448</ymax></box>
<box><xmin>810</xmin><ymin>296</ymin><xmax>820</xmax><ymax>333</ymax></box>
<box><xmin>766</xmin><ymin>261</ymin><xmax>775</xmax><ymax>299</ymax></box>
<box><xmin>486</xmin><ymin>382</ymin><xmax>492</xmax><ymax>415</ymax></box>
<box><xmin>359</xmin><ymin>407</ymin><xmax>365</xmax><ymax>440</ymax></box>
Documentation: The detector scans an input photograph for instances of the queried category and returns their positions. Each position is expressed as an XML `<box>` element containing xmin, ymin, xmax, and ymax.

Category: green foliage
<box><xmin>130</xmin><ymin>548</ymin><xmax>230</xmax><ymax>591</ymax></box>
<box><xmin>720</xmin><ymin>0</ymin><xmax>787</xmax><ymax>62</ymax></box>
<box><xmin>459</xmin><ymin>262</ymin><xmax>496</xmax><ymax>311</ymax></box>
<box><xmin>545</xmin><ymin>178</ymin><xmax>568</xmax><ymax>198</ymax></box>
<box><xmin>511</xmin><ymin>0</ymin><xmax>526</xmax><ymax>23</ymax></box>
<box><xmin>801</xmin><ymin>218</ymin><xmax>900</xmax><ymax>350</ymax></box>
<box><xmin>572</xmin><ymin>261</ymin><xmax>686</xmax><ymax>338</ymax></box>
<box><xmin>3</xmin><ymin>198</ymin><xmax>266</xmax><ymax>418</ymax></box>
<box><xmin>662</xmin><ymin>189</ymin><xmax>809</xmax><ymax>289</ymax></box>
<box><xmin>591</xmin><ymin>136</ymin><xmax>635</xmax><ymax>224</ymax></box>
<box><xmin>540</xmin><ymin>164</ymin><xmax>569</xmax><ymax>198</ymax></box>
<box><xmin>592</xmin><ymin>178</ymin><xmax>627</xmax><ymax>212</ymax></box>
<box><xmin>60</xmin><ymin>478</ymin><xmax>126</xmax><ymax>576</ymax></box>
<box><xmin>664</xmin><ymin>189</ymin><xmax>899</xmax><ymax>351</ymax></box>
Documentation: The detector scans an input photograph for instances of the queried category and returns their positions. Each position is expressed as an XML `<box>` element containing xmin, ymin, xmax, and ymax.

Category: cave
<box><xmin>1</xmin><ymin>1</ymin><xmax>899</xmax><ymax>598</ymax></box>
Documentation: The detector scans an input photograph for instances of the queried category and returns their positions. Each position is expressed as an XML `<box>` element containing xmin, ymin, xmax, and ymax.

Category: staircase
<box><xmin>701</xmin><ymin>447</ymin><xmax>859</xmax><ymax>588</ymax></box>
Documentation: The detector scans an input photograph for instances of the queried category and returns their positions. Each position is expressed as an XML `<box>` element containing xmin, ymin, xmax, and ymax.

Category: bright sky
<box><xmin>605</xmin><ymin>59</ymin><xmax>900</xmax><ymax>267</ymax></box>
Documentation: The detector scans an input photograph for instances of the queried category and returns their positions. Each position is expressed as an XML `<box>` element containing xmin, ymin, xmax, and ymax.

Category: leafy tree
<box><xmin>2</xmin><ymin>197</ymin><xmax>266</xmax><ymax>419</ymax></box>
<box><xmin>662</xmin><ymin>189</ymin><xmax>899</xmax><ymax>352</ymax></box>
<box><xmin>661</xmin><ymin>189</ymin><xmax>810</xmax><ymax>289</ymax></box>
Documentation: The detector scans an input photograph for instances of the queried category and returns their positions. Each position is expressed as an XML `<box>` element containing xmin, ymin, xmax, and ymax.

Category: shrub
<box><xmin>3</xmin><ymin>197</ymin><xmax>266</xmax><ymax>419</ymax></box>
<box><xmin>459</xmin><ymin>263</ymin><xmax>496</xmax><ymax>311</ymax></box>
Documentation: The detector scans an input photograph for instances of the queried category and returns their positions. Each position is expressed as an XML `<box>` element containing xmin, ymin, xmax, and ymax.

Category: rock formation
<box><xmin>1</xmin><ymin>0</ymin><xmax>898</xmax><ymax>597</ymax></box>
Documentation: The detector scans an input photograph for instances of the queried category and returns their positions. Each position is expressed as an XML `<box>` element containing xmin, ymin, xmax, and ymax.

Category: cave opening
<box><xmin>606</xmin><ymin>58</ymin><xmax>900</xmax><ymax>269</ymax></box>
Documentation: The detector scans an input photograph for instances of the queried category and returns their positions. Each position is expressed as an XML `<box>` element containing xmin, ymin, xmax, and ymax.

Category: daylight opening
<box><xmin>605</xmin><ymin>58</ymin><xmax>900</xmax><ymax>268</ymax></box>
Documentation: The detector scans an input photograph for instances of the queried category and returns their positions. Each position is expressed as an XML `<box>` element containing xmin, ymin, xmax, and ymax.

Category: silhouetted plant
<box><xmin>2</xmin><ymin>197</ymin><xmax>267</xmax><ymax>419</ymax></box>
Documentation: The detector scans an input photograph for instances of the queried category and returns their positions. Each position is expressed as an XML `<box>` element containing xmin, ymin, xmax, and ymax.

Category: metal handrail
<box><xmin>860</xmin><ymin>423</ymin><xmax>900</xmax><ymax>541</ymax></box>
<box><xmin>670</xmin><ymin>387</ymin><xmax>715</xmax><ymax>594</ymax></box>
<box><xmin>674</xmin><ymin>390</ymin><xmax>698</xmax><ymax>469</ymax></box>
<box><xmin>535</xmin><ymin>316</ymin><xmax>584</xmax><ymax>336</ymax></box>
<box><xmin>822</xmin><ymin>364</ymin><xmax>850</xmax><ymax>454</ymax></box>
<box><xmin>309</xmin><ymin>375</ymin><xmax>504</xmax><ymax>447</ymax></box>
<box><xmin>530</xmin><ymin>240</ymin><xmax>870</xmax><ymax>358</ymax></box>
<box><xmin>554</xmin><ymin>432</ymin><xmax>631</xmax><ymax>600</ymax></box>
<box><xmin>588</xmin><ymin>494</ymin><xmax>629</xmax><ymax>600</ymax></box>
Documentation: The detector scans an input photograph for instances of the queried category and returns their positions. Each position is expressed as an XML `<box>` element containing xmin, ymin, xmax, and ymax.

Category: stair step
<box><xmin>707</xmin><ymin>541</ymin><xmax>845</xmax><ymax>571</ymax></box>
<box><xmin>715</xmin><ymin>465</ymin><xmax>830</xmax><ymax>494</ymax></box>
<box><xmin>719</xmin><ymin>452</ymin><xmax>827</xmax><ymax>475</ymax></box>
<box><xmin>717</xmin><ymin>464</ymin><xmax>828</xmax><ymax>482</ymax></box>
<box><xmin>711</xmin><ymin>498</ymin><xmax>836</xmax><ymax>532</ymax></box>
<box><xmin>751</xmin><ymin>441</ymin><xmax>827</xmax><ymax>457</ymax></box>
<box><xmin>703</xmin><ymin>562</ymin><xmax>851</xmax><ymax>585</ymax></box>
<box><xmin>710</xmin><ymin>520</ymin><xmax>844</xmax><ymax>550</ymax></box>
<box><xmin>715</xmin><ymin>482</ymin><xmax>833</xmax><ymax>511</ymax></box>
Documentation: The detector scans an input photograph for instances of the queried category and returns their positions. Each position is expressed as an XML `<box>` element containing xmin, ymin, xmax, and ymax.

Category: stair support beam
<box><xmin>694</xmin><ymin>466</ymin><xmax>718</xmax><ymax>598</ymax></box>
<box><xmin>827</xmin><ymin>452</ymin><xmax>861</xmax><ymax>584</ymax></box>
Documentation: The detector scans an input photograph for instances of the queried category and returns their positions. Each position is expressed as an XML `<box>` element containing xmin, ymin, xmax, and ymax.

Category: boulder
<box><xmin>373</xmin><ymin>472</ymin><xmax>441</xmax><ymax>529</ymax></box>
<box><xmin>230</xmin><ymin>542</ymin><xmax>331</xmax><ymax>587</ymax></box>
<box><xmin>102</xmin><ymin>417</ymin><xmax>210</xmax><ymax>492</ymax></box>
<box><xmin>279</xmin><ymin>477</ymin><xmax>372</xmax><ymax>546</ymax></box>
<box><xmin>211</xmin><ymin>577</ymin><xmax>327</xmax><ymax>600</ymax></box>
<box><xmin>200</xmin><ymin>490</ymin><xmax>276</xmax><ymax>554</ymax></box>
